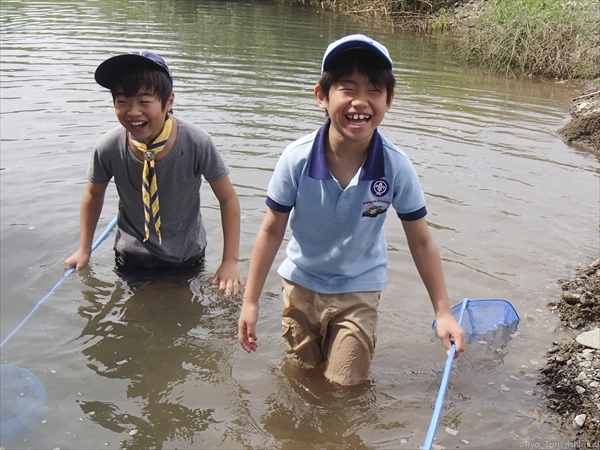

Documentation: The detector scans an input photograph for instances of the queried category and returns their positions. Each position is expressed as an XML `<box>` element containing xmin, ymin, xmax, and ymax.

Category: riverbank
<box><xmin>559</xmin><ymin>80</ymin><xmax>600</xmax><ymax>155</ymax></box>
<box><xmin>445</xmin><ymin>1</ymin><xmax>600</xmax><ymax>155</ymax></box>
<box><xmin>539</xmin><ymin>260</ymin><xmax>600</xmax><ymax>445</ymax></box>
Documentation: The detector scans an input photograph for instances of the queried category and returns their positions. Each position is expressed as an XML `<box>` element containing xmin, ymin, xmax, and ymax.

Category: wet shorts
<box><xmin>281</xmin><ymin>278</ymin><xmax>379</xmax><ymax>386</ymax></box>
<box><xmin>115</xmin><ymin>251</ymin><xmax>205</xmax><ymax>288</ymax></box>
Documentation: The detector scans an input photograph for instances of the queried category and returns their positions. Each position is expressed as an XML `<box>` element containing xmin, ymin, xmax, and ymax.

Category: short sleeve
<box><xmin>266</xmin><ymin>146</ymin><xmax>299</xmax><ymax>210</ymax></box>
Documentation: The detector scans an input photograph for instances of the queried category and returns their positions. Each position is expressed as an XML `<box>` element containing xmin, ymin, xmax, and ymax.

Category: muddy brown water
<box><xmin>1</xmin><ymin>0</ymin><xmax>598</xmax><ymax>448</ymax></box>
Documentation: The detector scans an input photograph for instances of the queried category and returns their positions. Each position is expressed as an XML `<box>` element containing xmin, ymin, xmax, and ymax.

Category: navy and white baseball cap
<box><xmin>321</xmin><ymin>34</ymin><xmax>393</xmax><ymax>74</ymax></box>
<box><xmin>95</xmin><ymin>51</ymin><xmax>173</xmax><ymax>89</ymax></box>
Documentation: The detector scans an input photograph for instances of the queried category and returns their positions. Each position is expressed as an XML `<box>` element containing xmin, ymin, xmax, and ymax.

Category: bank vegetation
<box><xmin>301</xmin><ymin>0</ymin><xmax>600</xmax><ymax>80</ymax></box>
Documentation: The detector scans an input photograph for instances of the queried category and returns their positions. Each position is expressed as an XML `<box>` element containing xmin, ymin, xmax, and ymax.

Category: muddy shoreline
<box><xmin>559</xmin><ymin>80</ymin><xmax>600</xmax><ymax>155</ymax></box>
<box><xmin>539</xmin><ymin>260</ymin><xmax>600</xmax><ymax>445</ymax></box>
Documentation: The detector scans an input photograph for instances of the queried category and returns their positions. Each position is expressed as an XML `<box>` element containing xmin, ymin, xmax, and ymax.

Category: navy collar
<box><xmin>308</xmin><ymin>119</ymin><xmax>385</xmax><ymax>181</ymax></box>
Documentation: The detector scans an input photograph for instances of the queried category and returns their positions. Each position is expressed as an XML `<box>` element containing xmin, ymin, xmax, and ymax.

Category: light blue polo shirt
<box><xmin>266</xmin><ymin>120</ymin><xmax>427</xmax><ymax>294</ymax></box>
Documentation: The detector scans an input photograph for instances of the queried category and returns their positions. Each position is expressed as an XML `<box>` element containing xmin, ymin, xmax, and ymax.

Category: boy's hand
<box><xmin>434</xmin><ymin>313</ymin><xmax>466</xmax><ymax>358</ymax></box>
<box><xmin>212</xmin><ymin>261</ymin><xmax>244</xmax><ymax>295</ymax></box>
<box><xmin>238</xmin><ymin>301</ymin><xmax>259</xmax><ymax>352</ymax></box>
<box><xmin>64</xmin><ymin>248</ymin><xmax>92</xmax><ymax>272</ymax></box>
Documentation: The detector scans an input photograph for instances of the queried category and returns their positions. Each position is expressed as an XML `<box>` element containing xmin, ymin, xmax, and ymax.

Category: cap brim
<box><xmin>94</xmin><ymin>54</ymin><xmax>162</xmax><ymax>89</ymax></box>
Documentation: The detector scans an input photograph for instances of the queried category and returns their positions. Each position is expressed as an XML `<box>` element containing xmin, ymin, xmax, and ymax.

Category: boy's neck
<box><xmin>128</xmin><ymin>118</ymin><xmax>178</xmax><ymax>162</ymax></box>
<box><xmin>325</xmin><ymin>126</ymin><xmax>372</xmax><ymax>189</ymax></box>
<box><xmin>326</xmin><ymin>122</ymin><xmax>373</xmax><ymax>158</ymax></box>
<box><xmin>134</xmin><ymin>132</ymin><xmax>160</xmax><ymax>145</ymax></box>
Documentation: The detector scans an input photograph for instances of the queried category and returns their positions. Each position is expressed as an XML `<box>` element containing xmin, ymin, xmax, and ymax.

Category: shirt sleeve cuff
<box><xmin>397</xmin><ymin>206</ymin><xmax>427</xmax><ymax>221</ymax></box>
<box><xmin>266</xmin><ymin>196</ymin><xmax>293</xmax><ymax>213</ymax></box>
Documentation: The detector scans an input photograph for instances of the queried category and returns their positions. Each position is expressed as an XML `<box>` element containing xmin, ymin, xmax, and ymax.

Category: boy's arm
<box><xmin>401</xmin><ymin>217</ymin><xmax>466</xmax><ymax>356</ymax></box>
<box><xmin>65</xmin><ymin>181</ymin><xmax>108</xmax><ymax>271</ymax></box>
<box><xmin>208</xmin><ymin>176</ymin><xmax>244</xmax><ymax>295</ymax></box>
<box><xmin>238</xmin><ymin>207</ymin><xmax>289</xmax><ymax>352</ymax></box>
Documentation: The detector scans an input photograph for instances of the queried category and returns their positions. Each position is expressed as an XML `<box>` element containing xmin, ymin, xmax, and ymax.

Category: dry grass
<box><xmin>458</xmin><ymin>0</ymin><xmax>600</xmax><ymax>79</ymax></box>
<box><xmin>304</xmin><ymin>0</ymin><xmax>457</xmax><ymax>31</ymax></box>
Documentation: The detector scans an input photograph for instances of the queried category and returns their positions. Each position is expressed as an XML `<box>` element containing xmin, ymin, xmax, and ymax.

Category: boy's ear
<box><xmin>314</xmin><ymin>84</ymin><xmax>328</xmax><ymax>111</ymax></box>
<box><xmin>166</xmin><ymin>91</ymin><xmax>175</xmax><ymax>111</ymax></box>
<box><xmin>387</xmin><ymin>90</ymin><xmax>395</xmax><ymax>109</ymax></box>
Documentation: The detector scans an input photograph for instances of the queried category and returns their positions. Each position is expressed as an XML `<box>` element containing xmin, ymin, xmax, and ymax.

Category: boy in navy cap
<box><xmin>238</xmin><ymin>35</ymin><xmax>465</xmax><ymax>384</ymax></box>
<box><xmin>65</xmin><ymin>51</ymin><xmax>243</xmax><ymax>295</ymax></box>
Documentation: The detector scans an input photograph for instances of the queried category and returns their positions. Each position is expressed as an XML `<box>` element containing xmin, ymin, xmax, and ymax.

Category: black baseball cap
<box><xmin>94</xmin><ymin>51</ymin><xmax>172</xmax><ymax>89</ymax></box>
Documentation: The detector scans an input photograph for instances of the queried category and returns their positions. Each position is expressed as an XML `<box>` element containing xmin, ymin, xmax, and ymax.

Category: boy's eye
<box><xmin>139</xmin><ymin>96</ymin><xmax>157</xmax><ymax>104</ymax></box>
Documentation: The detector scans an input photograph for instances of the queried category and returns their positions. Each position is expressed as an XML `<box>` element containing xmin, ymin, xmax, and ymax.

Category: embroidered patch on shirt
<box><xmin>362</xmin><ymin>205</ymin><xmax>388</xmax><ymax>218</ymax></box>
<box><xmin>371</xmin><ymin>179</ymin><xmax>388</xmax><ymax>197</ymax></box>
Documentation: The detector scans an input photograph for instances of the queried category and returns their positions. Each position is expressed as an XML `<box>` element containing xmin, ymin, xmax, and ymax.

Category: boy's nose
<box><xmin>351</xmin><ymin>96</ymin><xmax>367</xmax><ymax>107</ymax></box>
<box><xmin>127</xmin><ymin>103</ymin><xmax>143</xmax><ymax>116</ymax></box>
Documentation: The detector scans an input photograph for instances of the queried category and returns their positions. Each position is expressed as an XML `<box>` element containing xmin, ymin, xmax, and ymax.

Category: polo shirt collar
<box><xmin>308</xmin><ymin>119</ymin><xmax>385</xmax><ymax>180</ymax></box>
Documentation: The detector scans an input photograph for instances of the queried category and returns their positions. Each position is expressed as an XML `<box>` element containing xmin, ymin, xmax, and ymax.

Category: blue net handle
<box><xmin>0</xmin><ymin>216</ymin><xmax>117</xmax><ymax>445</ymax></box>
<box><xmin>424</xmin><ymin>298</ymin><xmax>520</xmax><ymax>450</ymax></box>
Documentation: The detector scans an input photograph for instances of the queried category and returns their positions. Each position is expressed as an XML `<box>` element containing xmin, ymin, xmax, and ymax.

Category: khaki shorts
<box><xmin>281</xmin><ymin>278</ymin><xmax>379</xmax><ymax>386</ymax></box>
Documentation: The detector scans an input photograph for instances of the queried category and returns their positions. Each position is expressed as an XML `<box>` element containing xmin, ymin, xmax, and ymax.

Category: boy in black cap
<box><xmin>238</xmin><ymin>35</ymin><xmax>464</xmax><ymax>384</ymax></box>
<box><xmin>65</xmin><ymin>51</ymin><xmax>243</xmax><ymax>295</ymax></box>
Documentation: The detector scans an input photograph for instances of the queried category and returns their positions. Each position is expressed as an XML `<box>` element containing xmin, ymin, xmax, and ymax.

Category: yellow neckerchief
<box><xmin>129</xmin><ymin>114</ymin><xmax>173</xmax><ymax>244</ymax></box>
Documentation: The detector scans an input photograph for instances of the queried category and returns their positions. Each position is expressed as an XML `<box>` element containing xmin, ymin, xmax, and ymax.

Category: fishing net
<box><xmin>456</xmin><ymin>298</ymin><xmax>519</xmax><ymax>336</ymax></box>
<box><xmin>0</xmin><ymin>218</ymin><xmax>116</xmax><ymax>445</ymax></box>
<box><xmin>433</xmin><ymin>298</ymin><xmax>520</xmax><ymax>337</ymax></box>
<box><xmin>0</xmin><ymin>364</ymin><xmax>47</xmax><ymax>445</ymax></box>
<box><xmin>425</xmin><ymin>298</ymin><xmax>520</xmax><ymax>450</ymax></box>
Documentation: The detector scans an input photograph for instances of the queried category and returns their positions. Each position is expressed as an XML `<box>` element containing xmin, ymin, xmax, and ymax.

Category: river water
<box><xmin>1</xmin><ymin>0</ymin><xmax>598</xmax><ymax>448</ymax></box>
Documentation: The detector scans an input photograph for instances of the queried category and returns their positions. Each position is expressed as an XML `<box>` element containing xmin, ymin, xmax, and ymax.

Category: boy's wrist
<box><xmin>242</xmin><ymin>288</ymin><xmax>260</xmax><ymax>305</ymax></box>
<box><xmin>221</xmin><ymin>255</ymin><xmax>239</xmax><ymax>265</ymax></box>
<box><xmin>432</xmin><ymin>298</ymin><xmax>452</xmax><ymax>317</ymax></box>
<box><xmin>242</xmin><ymin>297</ymin><xmax>259</xmax><ymax>307</ymax></box>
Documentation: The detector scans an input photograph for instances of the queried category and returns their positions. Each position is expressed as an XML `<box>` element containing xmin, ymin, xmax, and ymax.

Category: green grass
<box><xmin>457</xmin><ymin>0</ymin><xmax>600</xmax><ymax>79</ymax></box>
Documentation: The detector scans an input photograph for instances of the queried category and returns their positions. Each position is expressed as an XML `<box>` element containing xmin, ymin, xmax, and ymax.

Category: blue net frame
<box><xmin>433</xmin><ymin>298</ymin><xmax>520</xmax><ymax>336</ymax></box>
<box><xmin>1</xmin><ymin>364</ymin><xmax>47</xmax><ymax>445</ymax></box>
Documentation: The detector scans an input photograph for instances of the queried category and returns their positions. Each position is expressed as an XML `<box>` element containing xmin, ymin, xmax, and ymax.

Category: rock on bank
<box><xmin>539</xmin><ymin>259</ymin><xmax>600</xmax><ymax>445</ymax></box>
<box><xmin>559</xmin><ymin>80</ymin><xmax>600</xmax><ymax>155</ymax></box>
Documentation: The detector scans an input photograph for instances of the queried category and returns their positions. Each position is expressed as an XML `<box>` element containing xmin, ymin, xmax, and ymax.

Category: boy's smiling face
<box><xmin>315</xmin><ymin>69</ymin><xmax>393</xmax><ymax>148</ymax></box>
<box><xmin>114</xmin><ymin>88</ymin><xmax>174</xmax><ymax>144</ymax></box>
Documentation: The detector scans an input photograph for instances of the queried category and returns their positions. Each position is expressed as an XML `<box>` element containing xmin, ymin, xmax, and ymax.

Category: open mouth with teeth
<box><xmin>346</xmin><ymin>114</ymin><xmax>371</xmax><ymax>124</ymax></box>
<box><xmin>130</xmin><ymin>120</ymin><xmax>148</xmax><ymax>130</ymax></box>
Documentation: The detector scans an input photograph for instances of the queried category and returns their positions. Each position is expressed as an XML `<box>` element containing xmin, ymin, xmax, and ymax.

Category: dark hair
<box><xmin>110</xmin><ymin>65</ymin><xmax>173</xmax><ymax>109</ymax></box>
<box><xmin>319</xmin><ymin>49</ymin><xmax>395</xmax><ymax>105</ymax></box>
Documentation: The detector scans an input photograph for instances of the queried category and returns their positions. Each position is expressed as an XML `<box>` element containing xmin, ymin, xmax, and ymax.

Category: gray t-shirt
<box><xmin>88</xmin><ymin>118</ymin><xmax>229</xmax><ymax>266</ymax></box>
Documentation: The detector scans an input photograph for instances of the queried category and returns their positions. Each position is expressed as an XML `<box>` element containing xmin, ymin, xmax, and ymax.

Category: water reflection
<box><xmin>263</xmin><ymin>362</ymin><xmax>375</xmax><ymax>449</ymax></box>
<box><xmin>74</xmin><ymin>268</ymin><xmax>242</xmax><ymax>448</ymax></box>
<box><xmin>1</xmin><ymin>0</ymin><xmax>598</xmax><ymax>447</ymax></box>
